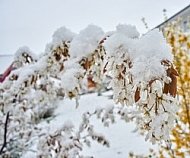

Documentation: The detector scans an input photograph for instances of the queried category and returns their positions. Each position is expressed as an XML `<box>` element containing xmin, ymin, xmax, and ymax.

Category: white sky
<box><xmin>0</xmin><ymin>0</ymin><xmax>189</xmax><ymax>55</ymax></box>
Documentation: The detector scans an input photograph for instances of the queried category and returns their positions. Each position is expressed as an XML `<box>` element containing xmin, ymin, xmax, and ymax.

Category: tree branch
<box><xmin>0</xmin><ymin>112</ymin><xmax>10</xmax><ymax>154</ymax></box>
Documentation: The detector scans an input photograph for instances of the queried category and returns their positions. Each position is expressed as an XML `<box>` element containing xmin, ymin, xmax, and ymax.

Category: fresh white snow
<box><xmin>23</xmin><ymin>91</ymin><xmax>158</xmax><ymax>158</ymax></box>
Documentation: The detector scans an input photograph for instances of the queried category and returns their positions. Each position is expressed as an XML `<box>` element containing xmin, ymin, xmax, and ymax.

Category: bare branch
<box><xmin>0</xmin><ymin>112</ymin><xmax>10</xmax><ymax>155</ymax></box>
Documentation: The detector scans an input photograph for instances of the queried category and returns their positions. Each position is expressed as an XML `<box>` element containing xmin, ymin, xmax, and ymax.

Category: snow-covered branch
<box><xmin>0</xmin><ymin>24</ymin><xmax>178</xmax><ymax>157</ymax></box>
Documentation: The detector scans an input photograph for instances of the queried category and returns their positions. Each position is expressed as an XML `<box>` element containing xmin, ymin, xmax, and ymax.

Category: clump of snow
<box><xmin>69</xmin><ymin>24</ymin><xmax>105</xmax><ymax>59</ymax></box>
<box><xmin>103</xmin><ymin>24</ymin><xmax>138</xmax><ymax>56</ymax></box>
<box><xmin>14</xmin><ymin>46</ymin><xmax>37</xmax><ymax>61</ymax></box>
<box><xmin>52</xmin><ymin>26</ymin><xmax>76</xmax><ymax>48</ymax></box>
<box><xmin>61</xmin><ymin>67</ymin><xmax>82</xmax><ymax>90</ymax></box>
<box><xmin>104</xmin><ymin>26</ymin><xmax>173</xmax><ymax>84</ymax></box>
<box><xmin>130</xmin><ymin>29</ymin><xmax>173</xmax><ymax>83</ymax></box>
<box><xmin>61</xmin><ymin>61</ymin><xmax>85</xmax><ymax>90</ymax></box>
<box><xmin>130</xmin><ymin>29</ymin><xmax>173</xmax><ymax>61</ymax></box>
<box><xmin>62</xmin><ymin>120</ymin><xmax>74</xmax><ymax>132</ymax></box>
<box><xmin>130</xmin><ymin>57</ymin><xmax>166</xmax><ymax>83</ymax></box>
<box><xmin>116</xmin><ymin>24</ymin><xmax>140</xmax><ymax>38</ymax></box>
<box><xmin>146</xmin><ymin>112</ymin><xmax>170</xmax><ymax>144</ymax></box>
<box><xmin>14</xmin><ymin>46</ymin><xmax>38</xmax><ymax>68</ymax></box>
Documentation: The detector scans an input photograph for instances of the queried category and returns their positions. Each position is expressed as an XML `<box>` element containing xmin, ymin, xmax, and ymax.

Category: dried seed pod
<box><xmin>170</xmin><ymin>66</ymin><xmax>179</xmax><ymax>76</ymax></box>
<box><xmin>163</xmin><ymin>82</ymin><xmax>169</xmax><ymax>94</ymax></box>
<box><xmin>163</xmin><ymin>65</ymin><xmax>178</xmax><ymax>97</ymax></box>
<box><xmin>59</xmin><ymin>64</ymin><xmax>64</xmax><ymax>71</ymax></box>
<box><xmin>79</xmin><ymin>57</ymin><xmax>88</xmax><ymax>70</ymax></box>
<box><xmin>135</xmin><ymin>88</ymin><xmax>140</xmax><ymax>102</ymax></box>
<box><xmin>168</xmin><ymin>73</ymin><xmax>177</xmax><ymax>97</ymax></box>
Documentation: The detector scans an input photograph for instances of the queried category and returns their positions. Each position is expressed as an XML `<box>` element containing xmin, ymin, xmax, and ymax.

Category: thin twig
<box><xmin>0</xmin><ymin>112</ymin><xmax>10</xmax><ymax>154</ymax></box>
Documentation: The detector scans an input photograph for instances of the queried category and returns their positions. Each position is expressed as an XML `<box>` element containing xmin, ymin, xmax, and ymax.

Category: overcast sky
<box><xmin>0</xmin><ymin>0</ymin><xmax>189</xmax><ymax>55</ymax></box>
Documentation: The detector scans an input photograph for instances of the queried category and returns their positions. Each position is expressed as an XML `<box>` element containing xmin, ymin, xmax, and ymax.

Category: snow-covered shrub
<box><xmin>0</xmin><ymin>24</ymin><xmax>178</xmax><ymax>157</ymax></box>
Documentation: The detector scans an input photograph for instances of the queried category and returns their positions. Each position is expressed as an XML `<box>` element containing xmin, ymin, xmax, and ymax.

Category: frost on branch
<box><xmin>0</xmin><ymin>24</ymin><xmax>178</xmax><ymax>156</ymax></box>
